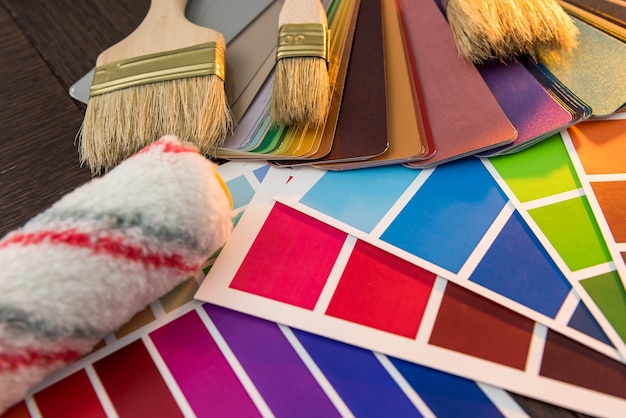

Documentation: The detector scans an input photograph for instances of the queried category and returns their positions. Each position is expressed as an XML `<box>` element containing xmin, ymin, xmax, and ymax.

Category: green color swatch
<box><xmin>489</xmin><ymin>134</ymin><xmax>581</xmax><ymax>202</ymax></box>
<box><xmin>581</xmin><ymin>271</ymin><xmax>626</xmax><ymax>343</ymax></box>
<box><xmin>528</xmin><ymin>196</ymin><xmax>612</xmax><ymax>271</ymax></box>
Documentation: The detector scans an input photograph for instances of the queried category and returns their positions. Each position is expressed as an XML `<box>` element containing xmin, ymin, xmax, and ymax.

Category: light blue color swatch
<box><xmin>299</xmin><ymin>165</ymin><xmax>421</xmax><ymax>233</ymax></box>
<box><xmin>227</xmin><ymin>175</ymin><xmax>256</xmax><ymax>210</ymax></box>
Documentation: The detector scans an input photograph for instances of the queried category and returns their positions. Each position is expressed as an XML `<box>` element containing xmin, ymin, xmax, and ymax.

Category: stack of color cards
<box><xmin>69</xmin><ymin>0</ymin><xmax>626</xmax><ymax>166</ymax></box>
<box><xmin>217</xmin><ymin>0</ymin><xmax>626</xmax><ymax>169</ymax></box>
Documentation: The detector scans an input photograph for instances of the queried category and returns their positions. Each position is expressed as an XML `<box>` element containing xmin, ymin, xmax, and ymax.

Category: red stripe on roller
<box><xmin>0</xmin><ymin>229</ymin><xmax>197</xmax><ymax>272</ymax></box>
<box><xmin>0</xmin><ymin>348</ymin><xmax>81</xmax><ymax>371</ymax></box>
<box><xmin>137</xmin><ymin>137</ymin><xmax>198</xmax><ymax>155</ymax></box>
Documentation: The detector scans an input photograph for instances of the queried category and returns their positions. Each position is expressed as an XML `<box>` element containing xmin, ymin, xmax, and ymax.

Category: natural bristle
<box><xmin>79</xmin><ymin>75</ymin><xmax>233</xmax><ymax>174</ymax></box>
<box><xmin>445</xmin><ymin>0</ymin><xmax>579</xmax><ymax>64</ymax></box>
<box><xmin>270</xmin><ymin>57</ymin><xmax>330</xmax><ymax>128</ymax></box>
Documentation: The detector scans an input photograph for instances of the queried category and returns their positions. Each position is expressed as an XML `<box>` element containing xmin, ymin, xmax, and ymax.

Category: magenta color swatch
<box><xmin>149</xmin><ymin>310</ymin><xmax>261</xmax><ymax>417</ymax></box>
<box><xmin>325</xmin><ymin>240</ymin><xmax>437</xmax><ymax>338</ymax></box>
<box><xmin>34</xmin><ymin>369</ymin><xmax>106</xmax><ymax>418</ymax></box>
<box><xmin>229</xmin><ymin>202</ymin><xmax>347</xmax><ymax>309</ymax></box>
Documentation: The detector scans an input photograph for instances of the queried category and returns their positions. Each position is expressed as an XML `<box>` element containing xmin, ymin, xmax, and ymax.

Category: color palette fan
<box><xmin>214</xmin><ymin>0</ymin><xmax>626</xmax><ymax>169</ymax></box>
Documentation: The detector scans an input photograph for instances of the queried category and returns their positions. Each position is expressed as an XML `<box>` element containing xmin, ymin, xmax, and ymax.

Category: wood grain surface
<box><xmin>0</xmin><ymin>1</ymin><xmax>594</xmax><ymax>416</ymax></box>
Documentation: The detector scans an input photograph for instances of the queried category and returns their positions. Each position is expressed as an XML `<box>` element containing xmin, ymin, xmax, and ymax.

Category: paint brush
<box><xmin>441</xmin><ymin>0</ymin><xmax>580</xmax><ymax>64</ymax></box>
<box><xmin>270</xmin><ymin>0</ymin><xmax>330</xmax><ymax>128</ymax></box>
<box><xmin>79</xmin><ymin>0</ymin><xmax>233</xmax><ymax>173</ymax></box>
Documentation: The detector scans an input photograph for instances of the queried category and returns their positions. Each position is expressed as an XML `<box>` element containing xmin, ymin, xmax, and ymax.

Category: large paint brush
<box><xmin>79</xmin><ymin>0</ymin><xmax>233</xmax><ymax>173</ymax></box>
<box><xmin>270</xmin><ymin>0</ymin><xmax>330</xmax><ymax>128</ymax></box>
<box><xmin>442</xmin><ymin>0</ymin><xmax>579</xmax><ymax>63</ymax></box>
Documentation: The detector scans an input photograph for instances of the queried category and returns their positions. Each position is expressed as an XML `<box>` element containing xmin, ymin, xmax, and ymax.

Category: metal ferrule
<box><xmin>89</xmin><ymin>41</ymin><xmax>225</xmax><ymax>97</ymax></box>
<box><xmin>276</xmin><ymin>23</ymin><xmax>329</xmax><ymax>63</ymax></box>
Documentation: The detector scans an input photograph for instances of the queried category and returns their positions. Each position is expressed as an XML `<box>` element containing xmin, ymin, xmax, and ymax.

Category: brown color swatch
<box><xmin>541</xmin><ymin>328</ymin><xmax>626</xmax><ymax>399</ymax></box>
<box><xmin>429</xmin><ymin>282</ymin><xmax>534</xmax><ymax>370</ymax></box>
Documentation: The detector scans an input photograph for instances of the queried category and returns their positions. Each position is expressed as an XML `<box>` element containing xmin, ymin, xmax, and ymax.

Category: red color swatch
<box><xmin>325</xmin><ymin>240</ymin><xmax>436</xmax><ymax>338</ymax></box>
<box><xmin>34</xmin><ymin>369</ymin><xmax>106</xmax><ymax>418</ymax></box>
<box><xmin>429</xmin><ymin>283</ymin><xmax>534</xmax><ymax>370</ymax></box>
<box><xmin>93</xmin><ymin>340</ymin><xmax>183</xmax><ymax>417</ymax></box>
<box><xmin>230</xmin><ymin>203</ymin><xmax>347</xmax><ymax>309</ymax></box>
<box><xmin>540</xmin><ymin>329</ymin><xmax>626</xmax><ymax>399</ymax></box>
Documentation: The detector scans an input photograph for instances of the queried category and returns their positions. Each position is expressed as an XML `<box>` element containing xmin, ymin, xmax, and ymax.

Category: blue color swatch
<box><xmin>390</xmin><ymin>357</ymin><xmax>505</xmax><ymax>418</ymax></box>
<box><xmin>380</xmin><ymin>158</ymin><xmax>508</xmax><ymax>272</ymax></box>
<box><xmin>253</xmin><ymin>164</ymin><xmax>270</xmax><ymax>183</ymax></box>
<box><xmin>568</xmin><ymin>301</ymin><xmax>612</xmax><ymax>345</ymax></box>
<box><xmin>293</xmin><ymin>329</ymin><xmax>423</xmax><ymax>417</ymax></box>
<box><xmin>469</xmin><ymin>210</ymin><xmax>571</xmax><ymax>318</ymax></box>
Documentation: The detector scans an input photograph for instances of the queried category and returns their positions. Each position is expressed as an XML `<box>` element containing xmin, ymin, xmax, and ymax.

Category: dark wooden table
<box><xmin>0</xmin><ymin>1</ymin><xmax>593</xmax><ymax>416</ymax></box>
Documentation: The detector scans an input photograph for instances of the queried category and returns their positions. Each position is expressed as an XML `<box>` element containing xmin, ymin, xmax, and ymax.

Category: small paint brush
<box><xmin>79</xmin><ymin>0</ymin><xmax>233</xmax><ymax>173</ymax></box>
<box><xmin>270</xmin><ymin>0</ymin><xmax>330</xmax><ymax>128</ymax></box>
<box><xmin>442</xmin><ymin>0</ymin><xmax>580</xmax><ymax>64</ymax></box>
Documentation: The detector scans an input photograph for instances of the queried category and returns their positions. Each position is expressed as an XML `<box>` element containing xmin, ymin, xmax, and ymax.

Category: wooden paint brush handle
<box><xmin>279</xmin><ymin>0</ymin><xmax>327</xmax><ymax>26</ymax></box>
<box><xmin>96</xmin><ymin>0</ymin><xmax>225</xmax><ymax>66</ymax></box>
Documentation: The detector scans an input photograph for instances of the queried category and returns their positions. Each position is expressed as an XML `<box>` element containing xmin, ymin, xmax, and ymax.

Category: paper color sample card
<box><xmin>396</xmin><ymin>0</ymin><xmax>517</xmax><ymax>167</ymax></box>
<box><xmin>484</xmin><ymin>132</ymin><xmax>626</xmax><ymax>359</ymax></box>
<box><xmin>2</xmin><ymin>162</ymin><xmax>524</xmax><ymax>418</ymax></box>
<box><xmin>535</xmin><ymin>16</ymin><xmax>626</xmax><ymax>116</ymax></box>
<box><xmin>561</xmin><ymin>116</ymin><xmax>626</xmax><ymax>325</ymax></box>
<box><xmin>196</xmin><ymin>167</ymin><xmax>626</xmax><ymax>418</ymax></box>
<box><xmin>272</xmin><ymin>161</ymin><xmax>622</xmax><ymax>360</ymax></box>
<box><xmin>314</xmin><ymin>0</ymin><xmax>434</xmax><ymax>170</ymax></box>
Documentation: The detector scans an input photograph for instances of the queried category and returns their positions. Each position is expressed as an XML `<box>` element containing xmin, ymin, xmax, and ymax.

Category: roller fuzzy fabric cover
<box><xmin>0</xmin><ymin>136</ymin><xmax>233</xmax><ymax>413</ymax></box>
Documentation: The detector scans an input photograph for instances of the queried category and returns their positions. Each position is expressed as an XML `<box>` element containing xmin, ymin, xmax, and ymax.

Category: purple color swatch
<box><xmin>478</xmin><ymin>61</ymin><xmax>574</xmax><ymax>156</ymax></box>
<box><xmin>205</xmin><ymin>304</ymin><xmax>342</xmax><ymax>418</ymax></box>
